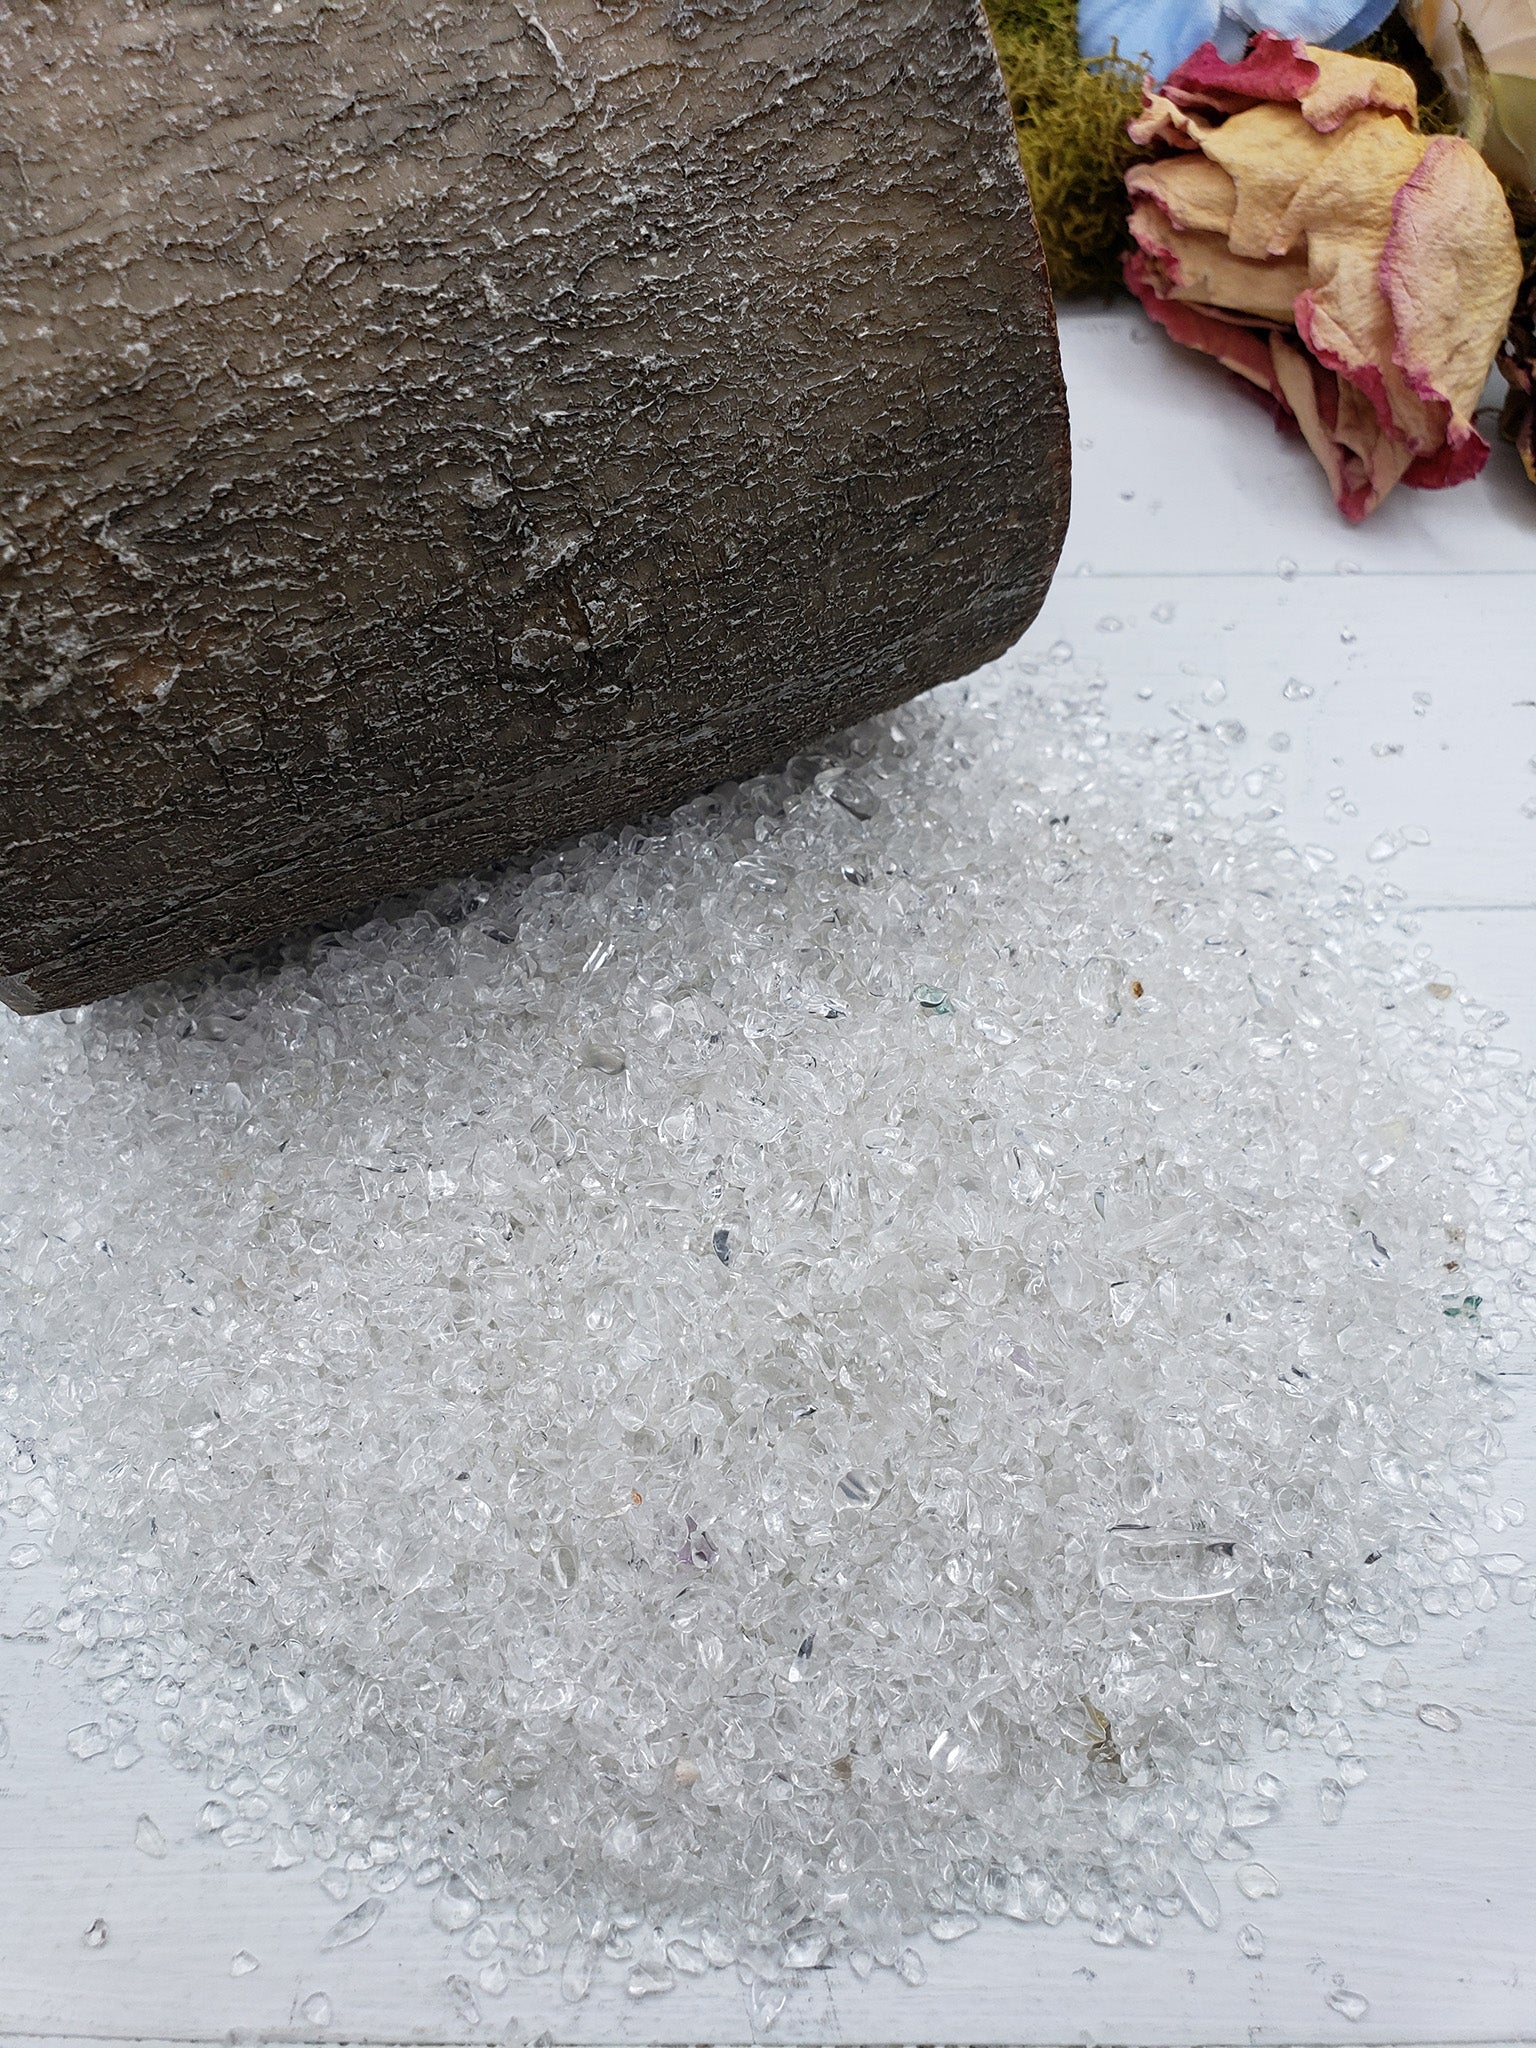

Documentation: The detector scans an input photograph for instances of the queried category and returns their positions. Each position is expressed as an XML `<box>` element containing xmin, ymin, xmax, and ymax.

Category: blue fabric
<box><xmin>1076</xmin><ymin>0</ymin><xmax>1220</xmax><ymax>79</ymax></box>
<box><xmin>1078</xmin><ymin>0</ymin><xmax>1405</xmax><ymax>82</ymax></box>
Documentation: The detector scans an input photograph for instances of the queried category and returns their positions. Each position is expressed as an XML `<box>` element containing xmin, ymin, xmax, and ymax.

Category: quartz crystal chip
<box><xmin>927</xmin><ymin>1912</ymin><xmax>978</xmax><ymax>1942</ymax></box>
<box><xmin>745</xmin><ymin>1977</ymin><xmax>787</xmax><ymax>2030</ymax></box>
<box><xmin>66</xmin><ymin>1723</ymin><xmax>108</xmax><ymax>1761</ymax></box>
<box><xmin>560</xmin><ymin>1936</ymin><xmax>595</xmax><ymax>2003</ymax></box>
<box><xmin>133</xmin><ymin>1814</ymin><xmax>168</xmax><ymax>1858</ymax></box>
<box><xmin>1097</xmin><ymin>1527</ymin><xmax>1253</xmax><ymax>1604</ymax></box>
<box><xmin>82</xmin><ymin>1918</ymin><xmax>108</xmax><ymax>1949</ymax></box>
<box><xmin>1317</xmin><ymin>1779</ymin><xmax>1347</xmax><ymax>1824</ymax></box>
<box><xmin>3</xmin><ymin>657</ymin><xmax>1527</xmax><ymax>1990</ymax></box>
<box><xmin>299</xmin><ymin>1993</ymin><xmax>332</xmax><ymax>2025</ymax></box>
<box><xmin>1417</xmin><ymin>1703</ymin><xmax>1462</xmax><ymax>1733</ymax></box>
<box><xmin>1236</xmin><ymin>1924</ymin><xmax>1265</xmax><ymax>1959</ymax></box>
<box><xmin>579</xmin><ymin>1042</ymin><xmax>626</xmax><ymax>1075</ymax></box>
<box><xmin>626</xmin><ymin>1963</ymin><xmax>675</xmax><ymax>1997</ymax></box>
<box><xmin>784</xmin><ymin>1928</ymin><xmax>831</xmax><ymax>1968</ymax></box>
<box><xmin>836</xmin><ymin>1470</ymin><xmax>880</xmax><ymax>1508</ymax></box>
<box><xmin>431</xmin><ymin>1875</ymin><xmax>480</xmax><ymax>1932</ymax></box>
<box><xmin>1480</xmin><ymin>1554</ymin><xmax>1525</xmax><ymax>1576</ymax></box>
<box><xmin>1235</xmin><ymin>1863</ymin><xmax>1281</xmax><ymax>1900</ymax></box>
<box><xmin>1326</xmin><ymin>1987</ymin><xmax>1371</xmax><ymax>2021</ymax></box>
<box><xmin>231</xmin><ymin>1950</ymin><xmax>260</xmax><ymax>1976</ymax></box>
<box><xmin>1174</xmin><ymin>1863</ymin><xmax>1222</xmax><ymax>1931</ymax></box>
<box><xmin>895</xmin><ymin>1947</ymin><xmax>928</xmax><ymax>1986</ymax></box>
<box><xmin>444</xmin><ymin>1975</ymin><xmax>480</xmax><ymax>2027</ymax></box>
<box><xmin>7</xmin><ymin>1542</ymin><xmax>43</xmax><ymax>1568</ymax></box>
<box><xmin>321</xmin><ymin>1899</ymin><xmax>383</xmax><ymax>1950</ymax></box>
<box><xmin>479</xmin><ymin>1957</ymin><xmax>512</xmax><ymax>1997</ymax></box>
<box><xmin>1045</xmin><ymin>1241</ymin><xmax>1095</xmax><ymax>1312</ymax></box>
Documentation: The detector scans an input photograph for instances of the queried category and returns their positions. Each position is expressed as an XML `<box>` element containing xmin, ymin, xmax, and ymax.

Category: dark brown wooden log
<box><xmin>0</xmin><ymin>0</ymin><xmax>1069</xmax><ymax>1014</ymax></box>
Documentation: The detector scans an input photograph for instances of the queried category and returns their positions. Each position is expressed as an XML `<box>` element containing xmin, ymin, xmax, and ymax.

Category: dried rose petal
<box><xmin>1125</xmin><ymin>33</ymin><xmax>1521</xmax><ymax>520</ymax></box>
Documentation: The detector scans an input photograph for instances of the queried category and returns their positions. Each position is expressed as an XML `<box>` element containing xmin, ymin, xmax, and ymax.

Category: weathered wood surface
<box><xmin>0</xmin><ymin>0</ymin><xmax>1069</xmax><ymax>1013</ymax></box>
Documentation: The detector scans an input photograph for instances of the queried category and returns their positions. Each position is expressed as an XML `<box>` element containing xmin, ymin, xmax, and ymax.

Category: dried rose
<box><xmin>1124</xmin><ymin>33</ymin><xmax>1522</xmax><ymax>520</ymax></box>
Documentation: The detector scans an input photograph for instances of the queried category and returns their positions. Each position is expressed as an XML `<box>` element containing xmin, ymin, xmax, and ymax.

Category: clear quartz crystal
<box><xmin>1</xmin><ymin>660</ymin><xmax>1524</xmax><ymax>1991</ymax></box>
<box><xmin>321</xmin><ymin>1900</ymin><xmax>384</xmax><ymax>1950</ymax></box>
<box><xmin>133</xmin><ymin>1814</ymin><xmax>167</xmax><ymax>1858</ymax></box>
<box><xmin>1235</xmin><ymin>1863</ymin><xmax>1281</xmax><ymax>1901</ymax></box>
<box><xmin>1417</xmin><ymin>1703</ymin><xmax>1462</xmax><ymax>1733</ymax></box>
<box><xmin>1327</xmin><ymin>1986</ymin><xmax>1371</xmax><ymax>2021</ymax></box>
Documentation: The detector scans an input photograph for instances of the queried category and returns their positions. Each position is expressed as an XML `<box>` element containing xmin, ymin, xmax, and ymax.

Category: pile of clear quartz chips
<box><xmin>0</xmin><ymin>658</ymin><xmax>1526</xmax><ymax>2010</ymax></box>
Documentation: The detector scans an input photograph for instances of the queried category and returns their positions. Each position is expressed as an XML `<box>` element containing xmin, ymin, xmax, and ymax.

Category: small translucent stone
<box><xmin>1236</xmin><ymin>1863</ymin><xmax>1281</xmax><ymax>1901</ymax></box>
<box><xmin>1327</xmin><ymin>1987</ymin><xmax>1371</xmax><ymax>2022</ymax></box>
<box><xmin>895</xmin><ymin>1947</ymin><xmax>928</xmax><ymax>1986</ymax></box>
<box><xmin>479</xmin><ymin>1957</ymin><xmax>512</xmax><ymax>1997</ymax></box>
<box><xmin>745</xmin><ymin>1977</ymin><xmax>787</xmax><ymax>2030</ymax></box>
<box><xmin>928</xmin><ymin>1912</ymin><xmax>978</xmax><ymax>1942</ymax></box>
<box><xmin>66</xmin><ymin>1724</ymin><xmax>108</xmax><ymax>1761</ymax></box>
<box><xmin>444</xmin><ymin>1975</ymin><xmax>479</xmax><ymax>2026</ymax></box>
<box><xmin>431</xmin><ymin>1875</ymin><xmax>480</xmax><ymax>1932</ymax></box>
<box><xmin>299</xmin><ymin>1993</ymin><xmax>332</xmax><ymax>2025</ymax></box>
<box><xmin>1317</xmin><ymin>1779</ymin><xmax>1347</xmax><ymax>1824</ymax></box>
<box><xmin>82</xmin><ymin>1918</ymin><xmax>108</xmax><ymax>1949</ymax></box>
<box><xmin>320</xmin><ymin>1900</ymin><xmax>384</xmax><ymax>1950</ymax></box>
<box><xmin>231</xmin><ymin>1950</ymin><xmax>259</xmax><ymax>1976</ymax></box>
<box><xmin>1417</xmin><ymin>1703</ymin><xmax>1462</xmax><ymax>1733</ymax></box>
<box><xmin>1236</xmin><ymin>1924</ymin><xmax>1265</xmax><ymax>1959</ymax></box>
<box><xmin>627</xmin><ymin>1963</ymin><xmax>675</xmax><ymax>1997</ymax></box>
<box><xmin>134</xmin><ymin>1814</ymin><xmax>167</xmax><ymax>1858</ymax></box>
<box><xmin>1174</xmin><ymin>1863</ymin><xmax>1222</xmax><ymax>1930</ymax></box>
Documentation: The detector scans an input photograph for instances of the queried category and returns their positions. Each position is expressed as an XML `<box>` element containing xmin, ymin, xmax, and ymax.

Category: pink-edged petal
<box><xmin>1297</xmin><ymin>46</ymin><xmax>1420</xmax><ymax>133</ymax></box>
<box><xmin>1380</xmin><ymin>134</ymin><xmax>1523</xmax><ymax>425</ymax></box>
<box><xmin>1128</xmin><ymin>89</ymin><xmax>1217</xmax><ymax>150</ymax></box>
<box><xmin>1162</xmin><ymin>32</ymin><xmax>1319</xmax><ymax>114</ymax></box>
<box><xmin>1123</xmin><ymin>249</ymin><xmax>1289</xmax><ymax>401</ymax></box>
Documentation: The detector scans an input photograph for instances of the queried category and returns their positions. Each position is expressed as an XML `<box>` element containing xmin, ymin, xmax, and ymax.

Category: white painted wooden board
<box><xmin>2</xmin><ymin>301</ymin><xmax>1534</xmax><ymax>2047</ymax></box>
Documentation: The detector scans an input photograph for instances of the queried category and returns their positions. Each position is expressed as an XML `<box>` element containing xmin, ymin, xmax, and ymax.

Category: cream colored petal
<box><xmin>1161</xmin><ymin>233</ymin><xmax>1310</xmax><ymax>320</ymax></box>
<box><xmin>1268</xmin><ymin>113</ymin><xmax>1428</xmax><ymax>256</ymax></box>
<box><xmin>1199</xmin><ymin>102</ymin><xmax>1342</xmax><ymax>258</ymax></box>
<box><xmin>1126</xmin><ymin>156</ymin><xmax>1238</xmax><ymax>237</ymax></box>
<box><xmin>1296</xmin><ymin>44</ymin><xmax>1420</xmax><ymax>133</ymax></box>
<box><xmin>1128</xmin><ymin>92</ymin><xmax>1217</xmax><ymax>150</ymax></box>
<box><xmin>1381</xmin><ymin>133</ymin><xmax>1524</xmax><ymax>425</ymax></box>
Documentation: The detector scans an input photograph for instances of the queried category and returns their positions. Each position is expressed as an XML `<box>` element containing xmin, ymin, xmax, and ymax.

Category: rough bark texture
<box><xmin>0</xmin><ymin>0</ymin><xmax>1069</xmax><ymax>1014</ymax></box>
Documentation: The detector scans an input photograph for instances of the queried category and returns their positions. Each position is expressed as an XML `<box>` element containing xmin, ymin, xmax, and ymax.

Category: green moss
<box><xmin>982</xmin><ymin>0</ymin><xmax>1149</xmax><ymax>298</ymax></box>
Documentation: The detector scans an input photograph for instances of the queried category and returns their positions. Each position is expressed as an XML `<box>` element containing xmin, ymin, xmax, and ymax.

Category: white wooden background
<box><xmin>2</xmin><ymin>302</ymin><xmax>1533</xmax><ymax>2047</ymax></box>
